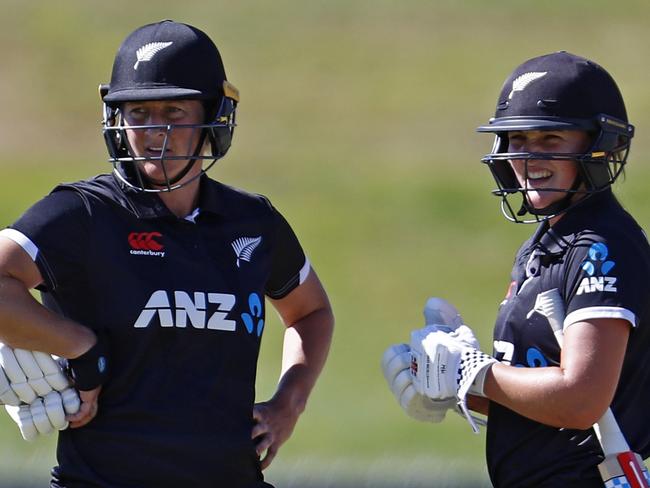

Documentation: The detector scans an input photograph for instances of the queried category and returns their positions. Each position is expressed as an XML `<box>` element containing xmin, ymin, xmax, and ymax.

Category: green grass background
<box><xmin>0</xmin><ymin>1</ymin><xmax>649</xmax><ymax>486</ymax></box>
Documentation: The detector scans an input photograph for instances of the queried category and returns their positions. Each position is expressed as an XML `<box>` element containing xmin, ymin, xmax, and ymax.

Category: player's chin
<box><xmin>526</xmin><ymin>191</ymin><xmax>560</xmax><ymax>210</ymax></box>
<box><xmin>145</xmin><ymin>176</ymin><xmax>178</xmax><ymax>188</ymax></box>
<box><xmin>139</xmin><ymin>164</ymin><xmax>191</xmax><ymax>187</ymax></box>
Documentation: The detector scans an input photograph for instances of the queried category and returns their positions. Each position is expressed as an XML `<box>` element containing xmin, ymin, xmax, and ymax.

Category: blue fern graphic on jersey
<box><xmin>231</xmin><ymin>236</ymin><xmax>262</xmax><ymax>268</ymax></box>
<box><xmin>512</xmin><ymin>347</ymin><xmax>549</xmax><ymax>368</ymax></box>
<box><xmin>241</xmin><ymin>293</ymin><xmax>264</xmax><ymax>337</ymax></box>
<box><xmin>526</xmin><ymin>348</ymin><xmax>548</xmax><ymax>368</ymax></box>
<box><xmin>581</xmin><ymin>242</ymin><xmax>615</xmax><ymax>276</ymax></box>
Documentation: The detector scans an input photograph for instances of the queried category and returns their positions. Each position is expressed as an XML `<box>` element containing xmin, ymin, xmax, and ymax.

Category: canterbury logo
<box><xmin>508</xmin><ymin>71</ymin><xmax>547</xmax><ymax>99</ymax></box>
<box><xmin>232</xmin><ymin>236</ymin><xmax>262</xmax><ymax>267</ymax></box>
<box><xmin>129</xmin><ymin>232</ymin><xmax>165</xmax><ymax>257</ymax></box>
<box><xmin>134</xmin><ymin>42</ymin><xmax>173</xmax><ymax>70</ymax></box>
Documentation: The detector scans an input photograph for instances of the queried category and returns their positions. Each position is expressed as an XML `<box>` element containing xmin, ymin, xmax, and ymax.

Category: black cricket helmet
<box><xmin>477</xmin><ymin>51</ymin><xmax>634</xmax><ymax>223</ymax></box>
<box><xmin>100</xmin><ymin>20</ymin><xmax>240</xmax><ymax>192</ymax></box>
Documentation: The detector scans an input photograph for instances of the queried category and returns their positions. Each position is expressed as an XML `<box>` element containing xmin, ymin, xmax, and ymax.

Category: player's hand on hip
<box><xmin>252</xmin><ymin>398</ymin><xmax>299</xmax><ymax>470</ymax></box>
<box><xmin>67</xmin><ymin>386</ymin><xmax>101</xmax><ymax>429</ymax></box>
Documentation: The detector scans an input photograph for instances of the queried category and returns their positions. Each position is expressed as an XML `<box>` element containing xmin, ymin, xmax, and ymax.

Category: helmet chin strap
<box><xmin>518</xmin><ymin>174</ymin><xmax>584</xmax><ymax>217</ymax></box>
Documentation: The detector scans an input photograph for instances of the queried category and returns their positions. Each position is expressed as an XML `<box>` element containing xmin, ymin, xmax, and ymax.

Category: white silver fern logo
<box><xmin>232</xmin><ymin>236</ymin><xmax>262</xmax><ymax>268</ymax></box>
<box><xmin>508</xmin><ymin>71</ymin><xmax>547</xmax><ymax>99</ymax></box>
<box><xmin>134</xmin><ymin>42</ymin><xmax>173</xmax><ymax>70</ymax></box>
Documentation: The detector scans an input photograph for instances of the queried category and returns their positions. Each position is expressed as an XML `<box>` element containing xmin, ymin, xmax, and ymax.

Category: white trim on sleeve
<box><xmin>0</xmin><ymin>229</ymin><xmax>39</xmax><ymax>261</ymax></box>
<box><xmin>298</xmin><ymin>257</ymin><xmax>311</xmax><ymax>285</ymax></box>
<box><xmin>564</xmin><ymin>306</ymin><xmax>638</xmax><ymax>329</ymax></box>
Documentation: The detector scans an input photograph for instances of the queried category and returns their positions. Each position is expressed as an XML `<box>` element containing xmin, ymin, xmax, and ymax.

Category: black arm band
<box><xmin>68</xmin><ymin>339</ymin><xmax>109</xmax><ymax>391</ymax></box>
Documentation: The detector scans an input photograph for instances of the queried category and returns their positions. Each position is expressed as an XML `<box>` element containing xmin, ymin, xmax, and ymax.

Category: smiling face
<box><xmin>507</xmin><ymin>130</ymin><xmax>592</xmax><ymax>211</ymax></box>
<box><xmin>121</xmin><ymin>99</ymin><xmax>205</xmax><ymax>188</ymax></box>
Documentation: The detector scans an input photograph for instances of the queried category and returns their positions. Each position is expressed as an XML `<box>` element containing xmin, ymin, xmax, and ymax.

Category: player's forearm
<box><xmin>0</xmin><ymin>275</ymin><xmax>96</xmax><ymax>358</ymax></box>
<box><xmin>273</xmin><ymin>307</ymin><xmax>334</xmax><ymax>414</ymax></box>
<box><xmin>484</xmin><ymin>362</ymin><xmax>610</xmax><ymax>429</ymax></box>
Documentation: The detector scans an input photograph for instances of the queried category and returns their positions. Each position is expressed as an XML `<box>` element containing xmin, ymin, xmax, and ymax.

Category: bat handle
<box><xmin>595</xmin><ymin>409</ymin><xmax>632</xmax><ymax>456</ymax></box>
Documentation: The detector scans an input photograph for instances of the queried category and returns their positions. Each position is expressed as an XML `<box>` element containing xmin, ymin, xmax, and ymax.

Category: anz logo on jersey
<box><xmin>576</xmin><ymin>242</ymin><xmax>617</xmax><ymax>295</ymax></box>
<box><xmin>133</xmin><ymin>290</ymin><xmax>265</xmax><ymax>334</ymax></box>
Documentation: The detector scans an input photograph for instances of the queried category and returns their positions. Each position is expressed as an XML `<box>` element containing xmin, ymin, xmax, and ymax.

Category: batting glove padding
<box><xmin>31</xmin><ymin>351</ymin><xmax>71</xmax><ymax>392</ymax></box>
<box><xmin>382</xmin><ymin>343</ymin><xmax>457</xmax><ymax>423</ymax></box>
<box><xmin>0</xmin><ymin>344</ymin><xmax>72</xmax><ymax>404</ymax></box>
<box><xmin>5</xmin><ymin>388</ymin><xmax>80</xmax><ymax>441</ymax></box>
<box><xmin>409</xmin><ymin>326</ymin><xmax>496</xmax><ymax>433</ymax></box>
<box><xmin>0</xmin><ymin>368</ymin><xmax>21</xmax><ymax>406</ymax></box>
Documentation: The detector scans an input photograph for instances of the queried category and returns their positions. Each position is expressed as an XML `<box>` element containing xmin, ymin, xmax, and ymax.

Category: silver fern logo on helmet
<box><xmin>134</xmin><ymin>42</ymin><xmax>173</xmax><ymax>70</ymax></box>
<box><xmin>508</xmin><ymin>71</ymin><xmax>547</xmax><ymax>99</ymax></box>
<box><xmin>232</xmin><ymin>237</ymin><xmax>262</xmax><ymax>267</ymax></box>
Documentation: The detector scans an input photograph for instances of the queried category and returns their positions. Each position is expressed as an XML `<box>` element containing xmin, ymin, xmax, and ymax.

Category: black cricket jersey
<box><xmin>486</xmin><ymin>190</ymin><xmax>650</xmax><ymax>488</ymax></box>
<box><xmin>3</xmin><ymin>174</ymin><xmax>309</xmax><ymax>488</ymax></box>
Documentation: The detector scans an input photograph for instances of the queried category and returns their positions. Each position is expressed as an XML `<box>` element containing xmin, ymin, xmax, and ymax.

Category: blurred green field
<box><xmin>1</xmin><ymin>1</ymin><xmax>649</xmax><ymax>486</ymax></box>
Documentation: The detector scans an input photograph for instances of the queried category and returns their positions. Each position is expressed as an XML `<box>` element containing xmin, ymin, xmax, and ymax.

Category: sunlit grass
<box><xmin>0</xmin><ymin>1</ymin><xmax>649</xmax><ymax>485</ymax></box>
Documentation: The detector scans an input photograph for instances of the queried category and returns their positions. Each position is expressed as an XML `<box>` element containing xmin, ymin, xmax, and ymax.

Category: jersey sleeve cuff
<box><xmin>0</xmin><ymin>228</ymin><xmax>39</xmax><ymax>261</ymax></box>
<box><xmin>298</xmin><ymin>257</ymin><xmax>311</xmax><ymax>285</ymax></box>
<box><xmin>564</xmin><ymin>306</ymin><xmax>638</xmax><ymax>330</ymax></box>
<box><xmin>266</xmin><ymin>257</ymin><xmax>311</xmax><ymax>300</ymax></box>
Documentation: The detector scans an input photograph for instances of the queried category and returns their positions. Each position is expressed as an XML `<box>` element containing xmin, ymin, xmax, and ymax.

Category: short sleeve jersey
<box><xmin>3</xmin><ymin>174</ymin><xmax>309</xmax><ymax>488</ymax></box>
<box><xmin>486</xmin><ymin>190</ymin><xmax>650</xmax><ymax>488</ymax></box>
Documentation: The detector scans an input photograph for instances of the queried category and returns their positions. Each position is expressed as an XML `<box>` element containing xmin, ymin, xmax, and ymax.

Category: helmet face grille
<box><xmin>480</xmin><ymin>131</ymin><xmax>632</xmax><ymax>224</ymax></box>
<box><xmin>477</xmin><ymin>52</ymin><xmax>634</xmax><ymax>223</ymax></box>
<box><xmin>101</xmin><ymin>94</ymin><xmax>237</xmax><ymax>193</ymax></box>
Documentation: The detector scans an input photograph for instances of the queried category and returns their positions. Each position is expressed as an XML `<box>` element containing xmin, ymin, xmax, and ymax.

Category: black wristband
<box><xmin>68</xmin><ymin>339</ymin><xmax>109</xmax><ymax>391</ymax></box>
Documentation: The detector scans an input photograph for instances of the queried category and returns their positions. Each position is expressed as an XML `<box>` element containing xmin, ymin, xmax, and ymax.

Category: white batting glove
<box><xmin>5</xmin><ymin>388</ymin><xmax>80</xmax><ymax>441</ymax></box>
<box><xmin>382</xmin><ymin>343</ymin><xmax>457</xmax><ymax>422</ymax></box>
<box><xmin>381</xmin><ymin>297</ymin><xmax>469</xmax><ymax>423</ymax></box>
<box><xmin>0</xmin><ymin>344</ymin><xmax>73</xmax><ymax>405</ymax></box>
<box><xmin>409</xmin><ymin>327</ymin><xmax>496</xmax><ymax>433</ymax></box>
